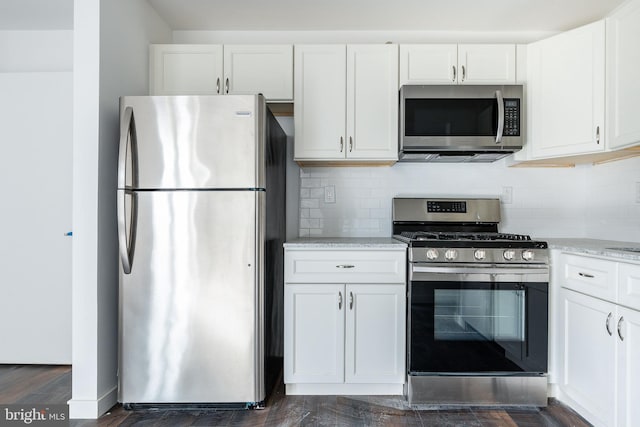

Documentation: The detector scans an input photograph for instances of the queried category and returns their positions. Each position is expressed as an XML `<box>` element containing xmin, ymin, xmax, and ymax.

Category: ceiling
<box><xmin>147</xmin><ymin>0</ymin><xmax>627</xmax><ymax>32</ymax></box>
<box><xmin>0</xmin><ymin>0</ymin><xmax>626</xmax><ymax>33</ymax></box>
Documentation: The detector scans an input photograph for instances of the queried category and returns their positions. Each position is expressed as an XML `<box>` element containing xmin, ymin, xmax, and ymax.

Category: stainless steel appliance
<box><xmin>399</xmin><ymin>85</ymin><xmax>523</xmax><ymax>162</ymax></box>
<box><xmin>393</xmin><ymin>197</ymin><xmax>549</xmax><ymax>406</ymax></box>
<box><xmin>117</xmin><ymin>95</ymin><xmax>286</xmax><ymax>408</ymax></box>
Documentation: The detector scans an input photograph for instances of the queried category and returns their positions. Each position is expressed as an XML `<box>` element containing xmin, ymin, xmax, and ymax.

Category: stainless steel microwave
<box><xmin>399</xmin><ymin>85</ymin><xmax>524</xmax><ymax>162</ymax></box>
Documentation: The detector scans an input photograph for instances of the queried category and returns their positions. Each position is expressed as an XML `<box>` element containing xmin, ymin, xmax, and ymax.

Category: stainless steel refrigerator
<box><xmin>117</xmin><ymin>95</ymin><xmax>286</xmax><ymax>408</ymax></box>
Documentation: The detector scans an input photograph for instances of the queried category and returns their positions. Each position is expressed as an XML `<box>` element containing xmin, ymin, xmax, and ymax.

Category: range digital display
<box><xmin>427</xmin><ymin>201</ymin><xmax>467</xmax><ymax>213</ymax></box>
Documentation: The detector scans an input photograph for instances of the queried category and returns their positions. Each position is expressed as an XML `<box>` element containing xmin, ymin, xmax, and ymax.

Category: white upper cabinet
<box><xmin>607</xmin><ymin>0</ymin><xmax>640</xmax><ymax>150</ymax></box>
<box><xmin>149</xmin><ymin>44</ymin><xmax>293</xmax><ymax>101</ymax></box>
<box><xmin>527</xmin><ymin>20</ymin><xmax>605</xmax><ymax>159</ymax></box>
<box><xmin>150</xmin><ymin>45</ymin><xmax>223</xmax><ymax>95</ymax></box>
<box><xmin>294</xmin><ymin>44</ymin><xmax>398</xmax><ymax>163</ymax></box>
<box><xmin>399</xmin><ymin>44</ymin><xmax>516</xmax><ymax>86</ymax></box>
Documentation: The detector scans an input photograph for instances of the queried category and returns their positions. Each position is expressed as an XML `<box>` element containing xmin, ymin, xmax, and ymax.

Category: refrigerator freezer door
<box><xmin>119</xmin><ymin>190</ymin><xmax>265</xmax><ymax>404</ymax></box>
<box><xmin>119</xmin><ymin>95</ymin><xmax>265</xmax><ymax>190</ymax></box>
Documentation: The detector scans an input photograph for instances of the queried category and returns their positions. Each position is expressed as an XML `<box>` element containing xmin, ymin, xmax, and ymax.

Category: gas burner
<box><xmin>401</xmin><ymin>231</ymin><xmax>532</xmax><ymax>242</ymax></box>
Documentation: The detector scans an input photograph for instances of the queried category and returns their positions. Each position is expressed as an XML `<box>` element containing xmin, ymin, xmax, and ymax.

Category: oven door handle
<box><xmin>410</xmin><ymin>265</ymin><xmax>549</xmax><ymax>282</ymax></box>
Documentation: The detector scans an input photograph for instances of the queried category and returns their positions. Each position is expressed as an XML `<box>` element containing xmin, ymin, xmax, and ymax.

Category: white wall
<box><xmin>0</xmin><ymin>30</ymin><xmax>72</xmax><ymax>71</ymax></box>
<box><xmin>70</xmin><ymin>0</ymin><xmax>171</xmax><ymax>419</ymax></box>
<box><xmin>298</xmin><ymin>160</ymin><xmax>589</xmax><ymax>239</ymax></box>
<box><xmin>583</xmin><ymin>156</ymin><xmax>640</xmax><ymax>242</ymax></box>
<box><xmin>0</xmin><ymin>29</ymin><xmax>73</xmax><ymax>364</ymax></box>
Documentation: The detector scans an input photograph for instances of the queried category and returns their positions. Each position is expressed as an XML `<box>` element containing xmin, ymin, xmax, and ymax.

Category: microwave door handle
<box><xmin>495</xmin><ymin>90</ymin><xmax>504</xmax><ymax>144</ymax></box>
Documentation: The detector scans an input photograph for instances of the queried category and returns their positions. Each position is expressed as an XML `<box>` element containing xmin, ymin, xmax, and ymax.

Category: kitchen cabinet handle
<box><xmin>618</xmin><ymin>316</ymin><xmax>624</xmax><ymax>341</ymax></box>
<box><xmin>340</xmin><ymin>137</ymin><xmax>344</xmax><ymax>152</ymax></box>
<box><xmin>606</xmin><ymin>312</ymin><xmax>613</xmax><ymax>336</ymax></box>
<box><xmin>216</xmin><ymin>77</ymin><xmax>220</xmax><ymax>94</ymax></box>
<box><xmin>452</xmin><ymin>66</ymin><xmax>456</xmax><ymax>82</ymax></box>
<box><xmin>336</xmin><ymin>264</ymin><xmax>355</xmax><ymax>269</ymax></box>
<box><xmin>349</xmin><ymin>136</ymin><xmax>353</xmax><ymax>152</ymax></box>
<box><xmin>596</xmin><ymin>126</ymin><xmax>600</xmax><ymax>144</ymax></box>
<box><xmin>578</xmin><ymin>272</ymin><xmax>595</xmax><ymax>279</ymax></box>
<box><xmin>225</xmin><ymin>78</ymin><xmax>229</xmax><ymax>94</ymax></box>
<box><xmin>349</xmin><ymin>292</ymin><xmax>354</xmax><ymax>310</ymax></box>
<box><xmin>338</xmin><ymin>292</ymin><xmax>343</xmax><ymax>310</ymax></box>
<box><xmin>461</xmin><ymin>65</ymin><xmax>466</xmax><ymax>82</ymax></box>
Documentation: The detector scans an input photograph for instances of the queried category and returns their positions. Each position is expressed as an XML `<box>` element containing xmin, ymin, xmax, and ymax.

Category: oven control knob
<box><xmin>503</xmin><ymin>249</ymin><xmax>516</xmax><ymax>261</ymax></box>
<box><xmin>474</xmin><ymin>249</ymin><xmax>486</xmax><ymax>260</ymax></box>
<box><xmin>445</xmin><ymin>249</ymin><xmax>458</xmax><ymax>261</ymax></box>
<box><xmin>425</xmin><ymin>248</ymin><xmax>439</xmax><ymax>260</ymax></box>
<box><xmin>522</xmin><ymin>250</ymin><xmax>535</xmax><ymax>261</ymax></box>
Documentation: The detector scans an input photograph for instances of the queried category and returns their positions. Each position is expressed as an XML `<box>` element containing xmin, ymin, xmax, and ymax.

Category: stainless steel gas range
<box><xmin>393</xmin><ymin>197</ymin><xmax>549</xmax><ymax>407</ymax></box>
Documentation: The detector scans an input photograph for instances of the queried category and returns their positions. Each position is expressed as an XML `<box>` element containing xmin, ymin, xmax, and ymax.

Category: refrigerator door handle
<box><xmin>117</xmin><ymin>105</ymin><xmax>138</xmax><ymax>274</ymax></box>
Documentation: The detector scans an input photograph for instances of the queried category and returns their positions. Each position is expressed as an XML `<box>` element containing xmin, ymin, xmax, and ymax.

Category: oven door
<box><xmin>408</xmin><ymin>264</ymin><xmax>548</xmax><ymax>375</ymax></box>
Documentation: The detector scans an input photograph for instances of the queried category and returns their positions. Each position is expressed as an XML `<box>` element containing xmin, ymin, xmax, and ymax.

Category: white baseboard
<box><xmin>68</xmin><ymin>385</ymin><xmax>118</xmax><ymax>419</ymax></box>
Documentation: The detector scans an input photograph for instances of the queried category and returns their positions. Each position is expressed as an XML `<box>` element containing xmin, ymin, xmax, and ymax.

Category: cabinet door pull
<box><xmin>225</xmin><ymin>78</ymin><xmax>230</xmax><ymax>94</ymax></box>
<box><xmin>618</xmin><ymin>316</ymin><xmax>624</xmax><ymax>341</ymax></box>
<box><xmin>461</xmin><ymin>65</ymin><xmax>466</xmax><ymax>82</ymax></box>
<box><xmin>340</xmin><ymin>137</ymin><xmax>344</xmax><ymax>153</ymax></box>
<box><xmin>596</xmin><ymin>126</ymin><xmax>600</xmax><ymax>144</ymax></box>
<box><xmin>338</xmin><ymin>291</ymin><xmax>343</xmax><ymax>310</ymax></box>
<box><xmin>349</xmin><ymin>292</ymin><xmax>354</xmax><ymax>310</ymax></box>
<box><xmin>452</xmin><ymin>66</ymin><xmax>457</xmax><ymax>82</ymax></box>
<box><xmin>606</xmin><ymin>312</ymin><xmax>613</xmax><ymax>336</ymax></box>
<box><xmin>578</xmin><ymin>272</ymin><xmax>595</xmax><ymax>279</ymax></box>
<box><xmin>336</xmin><ymin>264</ymin><xmax>355</xmax><ymax>269</ymax></box>
<box><xmin>216</xmin><ymin>77</ymin><xmax>220</xmax><ymax>94</ymax></box>
<box><xmin>349</xmin><ymin>136</ymin><xmax>353</xmax><ymax>152</ymax></box>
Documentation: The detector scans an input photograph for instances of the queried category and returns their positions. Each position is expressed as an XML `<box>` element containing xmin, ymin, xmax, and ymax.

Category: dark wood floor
<box><xmin>0</xmin><ymin>365</ymin><xmax>592</xmax><ymax>426</ymax></box>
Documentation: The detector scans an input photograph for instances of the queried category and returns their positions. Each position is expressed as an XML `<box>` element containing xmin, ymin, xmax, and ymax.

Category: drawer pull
<box><xmin>336</xmin><ymin>264</ymin><xmax>355</xmax><ymax>269</ymax></box>
<box><xmin>618</xmin><ymin>317</ymin><xmax>625</xmax><ymax>341</ymax></box>
<box><xmin>578</xmin><ymin>272</ymin><xmax>595</xmax><ymax>279</ymax></box>
<box><xmin>606</xmin><ymin>312</ymin><xmax>613</xmax><ymax>336</ymax></box>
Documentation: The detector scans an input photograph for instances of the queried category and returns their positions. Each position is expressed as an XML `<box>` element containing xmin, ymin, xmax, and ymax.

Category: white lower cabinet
<box><xmin>560</xmin><ymin>288</ymin><xmax>616</xmax><ymax>427</ymax></box>
<box><xmin>283</xmin><ymin>247</ymin><xmax>406</xmax><ymax>395</ymax></box>
<box><xmin>557</xmin><ymin>252</ymin><xmax>640</xmax><ymax>427</ymax></box>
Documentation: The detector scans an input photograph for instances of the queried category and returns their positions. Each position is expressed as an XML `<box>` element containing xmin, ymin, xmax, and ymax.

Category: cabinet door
<box><xmin>345</xmin><ymin>284</ymin><xmax>405</xmax><ymax>384</ymax></box>
<box><xmin>223</xmin><ymin>45</ymin><xmax>293</xmax><ymax>101</ymax></box>
<box><xmin>149</xmin><ymin>44</ymin><xmax>223</xmax><ymax>95</ymax></box>
<box><xmin>346</xmin><ymin>45</ymin><xmax>398</xmax><ymax>160</ymax></box>
<box><xmin>399</xmin><ymin>44</ymin><xmax>458</xmax><ymax>85</ymax></box>
<box><xmin>458</xmin><ymin>44</ymin><xmax>516</xmax><ymax>84</ymax></box>
<box><xmin>294</xmin><ymin>45</ymin><xmax>346</xmax><ymax>160</ymax></box>
<box><xmin>529</xmin><ymin>21</ymin><xmax>605</xmax><ymax>159</ymax></box>
<box><xmin>284</xmin><ymin>284</ymin><xmax>345</xmax><ymax>383</ymax></box>
<box><xmin>617</xmin><ymin>306</ymin><xmax>640</xmax><ymax>427</ymax></box>
<box><xmin>561</xmin><ymin>289</ymin><xmax>616</xmax><ymax>427</ymax></box>
<box><xmin>607</xmin><ymin>1</ymin><xmax>640</xmax><ymax>150</ymax></box>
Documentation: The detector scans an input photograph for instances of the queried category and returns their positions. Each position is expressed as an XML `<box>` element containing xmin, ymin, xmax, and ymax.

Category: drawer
<box><xmin>560</xmin><ymin>253</ymin><xmax>616</xmax><ymax>303</ymax></box>
<box><xmin>618</xmin><ymin>262</ymin><xmax>640</xmax><ymax>311</ymax></box>
<box><xmin>285</xmin><ymin>250</ymin><xmax>406</xmax><ymax>284</ymax></box>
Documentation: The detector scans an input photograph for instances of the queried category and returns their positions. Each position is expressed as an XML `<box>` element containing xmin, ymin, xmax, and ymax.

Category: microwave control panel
<box><xmin>503</xmin><ymin>99</ymin><xmax>520</xmax><ymax>136</ymax></box>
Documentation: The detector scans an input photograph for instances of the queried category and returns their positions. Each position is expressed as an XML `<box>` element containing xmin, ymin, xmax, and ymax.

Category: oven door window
<box><xmin>410</xmin><ymin>281</ymin><xmax>548</xmax><ymax>374</ymax></box>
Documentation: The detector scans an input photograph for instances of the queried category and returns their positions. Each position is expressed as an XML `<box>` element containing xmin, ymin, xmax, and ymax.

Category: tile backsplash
<box><xmin>297</xmin><ymin>159</ymin><xmax>594</xmax><ymax>239</ymax></box>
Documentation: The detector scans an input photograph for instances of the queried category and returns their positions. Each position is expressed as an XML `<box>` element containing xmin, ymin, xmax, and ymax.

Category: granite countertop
<box><xmin>284</xmin><ymin>237</ymin><xmax>407</xmax><ymax>249</ymax></box>
<box><xmin>545</xmin><ymin>238</ymin><xmax>640</xmax><ymax>262</ymax></box>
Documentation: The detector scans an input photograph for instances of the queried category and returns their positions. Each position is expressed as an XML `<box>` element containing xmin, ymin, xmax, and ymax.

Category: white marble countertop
<box><xmin>545</xmin><ymin>238</ymin><xmax>640</xmax><ymax>262</ymax></box>
<box><xmin>284</xmin><ymin>237</ymin><xmax>407</xmax><ymax>249</ymax></box>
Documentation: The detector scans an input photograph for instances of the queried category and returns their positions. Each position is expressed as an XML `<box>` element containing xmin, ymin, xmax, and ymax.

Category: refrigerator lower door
<box><xmin>119</xmin><ymin>190</ymin><xmax>265</xmax><ymax>404</ymax></box>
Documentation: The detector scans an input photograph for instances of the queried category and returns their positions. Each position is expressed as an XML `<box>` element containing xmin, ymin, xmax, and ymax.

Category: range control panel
<box><xmin>503</xmin><ymin>99</ymin><xmax>520</xmax><ymax>137</ymax></box>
